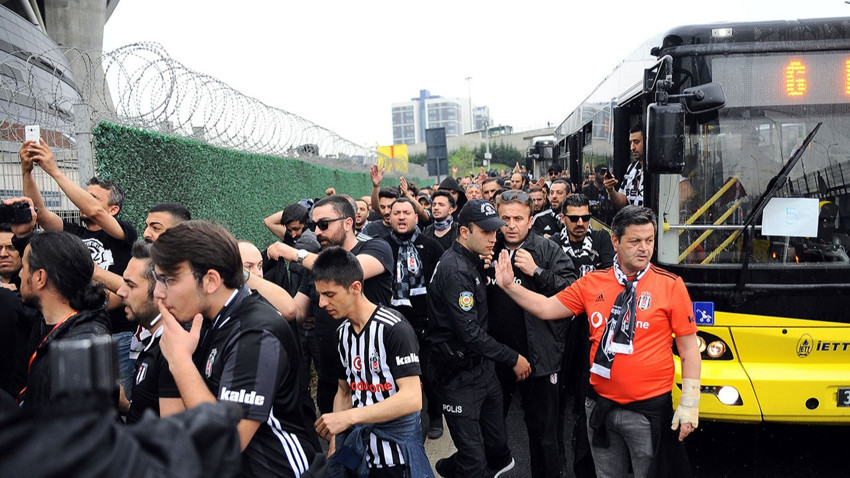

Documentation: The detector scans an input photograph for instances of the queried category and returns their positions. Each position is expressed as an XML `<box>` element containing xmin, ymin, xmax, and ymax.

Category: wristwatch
<box><xmin>243</xmin><ymin>268</ymin><xmax>250</xmax><ymax>281</ymax></box>
<box><xmin>296</xmin><ymin>249</ymin><xmax>309</xmax><ymax>265</ymax></box>
<box><xmin>533</xmin><ymin>267</ymin><xmax>544</xmax><ymax>277</ymax></box>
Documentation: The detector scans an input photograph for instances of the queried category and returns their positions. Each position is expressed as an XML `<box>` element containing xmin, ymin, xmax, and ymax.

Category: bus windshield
<box><xmin>658</xmin><ymin>52</ymin><xmax>850</xmax><ymax>266</ymax></box>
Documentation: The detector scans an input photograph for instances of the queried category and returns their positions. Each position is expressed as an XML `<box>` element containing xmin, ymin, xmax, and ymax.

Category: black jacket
<box><xmin>487</xmin><ymin>231</ymin><xmax>576</xmax><ymax>376</ymax></box>
<box><xmin>426</xmin><ymin>242</ymin><xmax>518</xmax><ymax>367</ymax></box>
<box><xmin>22</xmin><ymin>307</ymin><xmax>110</xmax><ymax>408</ymax></box>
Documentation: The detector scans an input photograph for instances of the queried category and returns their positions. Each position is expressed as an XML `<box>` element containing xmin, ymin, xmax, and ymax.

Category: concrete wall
<box><xmin>406</xmin><ymin>127</ymin><xmax>554</xmax><ymax>156</ymax></box>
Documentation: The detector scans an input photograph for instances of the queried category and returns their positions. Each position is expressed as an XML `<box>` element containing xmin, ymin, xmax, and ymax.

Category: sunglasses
<box><xmin>307</xmin><ymin>217</ymin><xmax>346</xmax><ymax>231</ymax></box>
<box><xmin>564</xmin><ymin>214</ymin><xmax>592</xmax><ymax>223</ymax></box>
<box><xmin>500</xmin><ymin>191</ymin><xmax>530</xmax><ymax>202</ymax></box>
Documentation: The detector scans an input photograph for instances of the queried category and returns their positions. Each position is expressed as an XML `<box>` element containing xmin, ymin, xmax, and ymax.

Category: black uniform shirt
<box><xmin>197</xmin><ymin>289</ymin><xmax>318</xmax><ymax>477</ymax></box>
<box><xmin>126</xmin><ymin>326</ymin><xmax>180</xmax><ymax>424</ymax></box>
<box><xmin>426</xmin><ymin>241</ymin><xmax>517</xmax><ymax>366</ymax></box>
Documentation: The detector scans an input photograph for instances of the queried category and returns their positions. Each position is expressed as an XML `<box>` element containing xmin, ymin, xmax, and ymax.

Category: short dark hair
<box><xmin>562</xmin><ymin>193</ymin><xmax>590</xmax><ymax>214</ymax></box>
<box><xmin>630</xmin><ymin>122</ymin><xmax>644</xmax><ymax>136</ymax></box>
<box><xmin>311</xmin><ymin>246</ymin><xmax>363</xmax><ymax>289</ymax></box>
<box><xmin>27</xmin><ymin>231</ymin><xmax>105</xmax><ymax>310</ymax></box>
<box><xmin>482</xmin><ymin>177</ymin><xmax>499</xmax><ymax>188</ymax></box>
<box><xmin>130</xmin><ymin>241</ymin><xmax>156</xmax><ymax>298</ymax></box>
<box><xmin>611</xmin><ymin>205</ymin><xmax>656</xmax><ymax>239</ymax></box>
<box><xmin>551</xmin><ymin>179</ymin><xmax>569</xmax><ymax>190</ymax></box>
<box><xmin>528</xmin><ymin>186</ymin><xmax>544</xmax><ymax>194</ymax></box>
<box><xmin>378</xmin><ymin>187</ymin><xmax>400</xmax><ymax>200</ymax></box>
<box><xmin>313</xmin><ymin>195</ymin><xmax>356</xmax><ymax>221</ymax></box>
<box><xmin>0</xmin><ymin>223</ymin><xmax>11</xmax><ymax>233</ymax></box>
<box><xmin>88</xmin><ymin>177</ymin><xmax>125</xmax><ymax>211</ymax></box>
<box><xmin>391</xmin><ymin>197</ymin><xmax>417</xmax><ymax>212</ymax></box>
<box><xmin>148</xmin><ymin>202</ymin><xmax>191</xmax><ymax>222</ymax></box>
<box><xmin>281</xmin><ymin>203</ymin><xmax>309</xmax><ymax>225</ymax></box>
<box><xmin>151</xmin><ymin>220</ymin><xmax>244</xmax><ymax>289</ymax></box>
<box><xmin>431</xmin><ymin>190</ymin><xmax>456</xmax><ymax>208</ymax></box>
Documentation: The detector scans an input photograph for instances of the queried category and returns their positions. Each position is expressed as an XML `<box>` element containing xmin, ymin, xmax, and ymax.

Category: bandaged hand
<box><xmin>671</xmin><ymin>378</ymin><xmax>700</xmax><ymax>439</ymax></box>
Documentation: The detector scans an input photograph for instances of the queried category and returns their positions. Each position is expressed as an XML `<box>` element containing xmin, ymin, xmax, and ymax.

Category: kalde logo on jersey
<box><xmin>349</xmin><ymin>381</ymin><xmax>394</xmax><ymax>393</ymax></box>
<box><xmin>219</xmin><ymin>386</ymin><xmax>265</xmax><ymax>406</ymax></box>
<box><xmin>395</xmin><ymin>353</ymin><xmax>420</xmax><ymax>366</ymax></box>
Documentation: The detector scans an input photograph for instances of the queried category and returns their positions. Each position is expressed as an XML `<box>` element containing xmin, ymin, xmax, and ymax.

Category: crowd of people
<box><xmin>0</xmin><ymin>128</ymin><xmax>701</xmax><ymax>478</ymax></box>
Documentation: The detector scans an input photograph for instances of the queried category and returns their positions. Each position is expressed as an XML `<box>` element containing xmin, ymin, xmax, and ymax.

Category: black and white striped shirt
<box><xmin>336</xmin><ymin>305</ymin><xmax>421</xmax><ymax>468</ymax></box>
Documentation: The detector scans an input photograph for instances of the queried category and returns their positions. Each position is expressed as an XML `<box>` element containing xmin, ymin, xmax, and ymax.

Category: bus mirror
<box><xmin>682</xmin><ymin>82</ymin><xmax>726</xmax><ymax>114</ymax></box>
<box><xmin>646</xmin><ymin>102</ymin><xmax>685</xmax><ymax>174</ymax></box>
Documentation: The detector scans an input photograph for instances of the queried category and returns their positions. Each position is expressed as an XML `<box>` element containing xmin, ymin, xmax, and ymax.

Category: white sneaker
<box><xmin>488</xmin><ymin>457</ymin><xmax>515</xmax><ymax>478</ymax></box>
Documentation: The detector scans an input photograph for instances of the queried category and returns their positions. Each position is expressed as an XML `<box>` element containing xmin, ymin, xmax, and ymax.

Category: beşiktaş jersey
<box><xmin>618</xmin><ymin>161</ymin><xmax>644</xmax><ymax>206</ymax></box>
<box><xmin>336</xmin><ymin>305</ymin><xmax>421</xmax><ymax>469</ymax></box>
<box><xmin>199</xmin><ymin>289</ymin><xmax>318</xmax><ymax>478</ymax></box>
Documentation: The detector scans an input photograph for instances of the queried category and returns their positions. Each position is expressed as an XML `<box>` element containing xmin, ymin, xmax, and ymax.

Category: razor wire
<box><xmin>1</xmin><ymin>42</ymin><xmax>381</xmax><ymax>168</ymax></box>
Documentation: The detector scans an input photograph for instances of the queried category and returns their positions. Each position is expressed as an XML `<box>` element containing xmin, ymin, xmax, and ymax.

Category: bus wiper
<box><xmin>732</xmin><ymin>122</ymin><xmax>822</xmax><ymax>305</ymax></box>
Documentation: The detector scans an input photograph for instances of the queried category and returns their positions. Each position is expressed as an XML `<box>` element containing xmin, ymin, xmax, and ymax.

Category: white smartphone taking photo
<box><xmin>25</xmin><ymin>125</ymin><xmax>40</xmax><ymax>142</ymax></box>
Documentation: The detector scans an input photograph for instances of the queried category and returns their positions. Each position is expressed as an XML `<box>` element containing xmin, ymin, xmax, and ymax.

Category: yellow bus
<box><xmin>550</xmin><ymin>17</ymin><xmax>850</xmax><ymax>424</ymax></box>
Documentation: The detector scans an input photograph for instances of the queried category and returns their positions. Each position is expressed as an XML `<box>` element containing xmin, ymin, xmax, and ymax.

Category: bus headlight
<box><xmin>707</xmin><ymin>341</ymin><xmax>727</xmax><ymax>358</ymax></box>
<box><xmin>696</xmin><ymin>335</ymin><xmax>707</xmax><ymax>353</ymax></box>
<box><xmin>717</xmin><ymin>386</ymin><xmax>741</xmax><ymax>405</ymax></box>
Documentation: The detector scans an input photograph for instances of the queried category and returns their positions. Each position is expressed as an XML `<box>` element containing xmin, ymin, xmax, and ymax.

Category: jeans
<box><xmin>585</xmin><ymin>396</ymin><xmax>654</xmax><ymax>478</ymax></box>
<box><xmin>113</xmin><ymin>331</ymin><xmax>135</xmax><ymax>401</ymax></box>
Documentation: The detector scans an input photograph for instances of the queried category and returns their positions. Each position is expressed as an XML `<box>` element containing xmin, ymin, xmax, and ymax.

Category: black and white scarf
<box><xmin>433</xmin><ymin>215</ymin><xmax>453</xmax><ymax>232</ymax></box>
<box><xmin>389</xmin><ymin>228</ymin><xmax>426</xmax><ymax>307</ymax></box>
<box><xmin>559</xmin><ymin>225</ymin><xmax>601</xmax><ymax>277</ymax></box>
<box><xmin>590</xmin><ymin>256</ymin><xmax>649</xmax><ymax>378</ymax></box>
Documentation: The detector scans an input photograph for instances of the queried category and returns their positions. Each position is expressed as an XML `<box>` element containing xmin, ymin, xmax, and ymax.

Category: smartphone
<box><xmin>25</xmin><ymin>125</ymin><xmax>40</xmax><ymax>142</ymax></box>
<box><xmin>600</xmin><ymin>167</ymin><xmax>612</xmax><ymax>179</ymax></box>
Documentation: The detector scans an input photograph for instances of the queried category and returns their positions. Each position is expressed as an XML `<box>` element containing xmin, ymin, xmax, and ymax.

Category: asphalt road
<box><xmin>424</xmin><ymin>393</ymin><xmax>848</xmax><ymax>477</ymax></box>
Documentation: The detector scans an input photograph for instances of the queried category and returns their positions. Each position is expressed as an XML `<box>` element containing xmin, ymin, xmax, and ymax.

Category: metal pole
<box><xmin>74</xmin><ymin>102</ymin><xmax>95</xmax><ymax>185</ymax></box>
<box><xmin>465</xmin><ymin>76</ymin><xmax>472</xmax><ymax>133</ymax></box>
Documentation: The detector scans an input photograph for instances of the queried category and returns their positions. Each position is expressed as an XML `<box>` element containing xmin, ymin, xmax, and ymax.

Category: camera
<box><xmin>0</xmin><ymin>202</ymin><xmax>33</xmax><ymax>224</ymax></box>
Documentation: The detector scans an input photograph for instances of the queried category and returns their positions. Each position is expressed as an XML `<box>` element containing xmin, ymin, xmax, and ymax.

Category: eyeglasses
<box><xmin>152</xmin><ymin>268</ymin><xmax>199</xmax><ymax>289</ymax></box>
<box><xmin>499</xmin><ymin>191</ymin><xmax>530</xmax><ymax>202</ymax></box>
<box><xmin>307</xmin><ymin>217</ymin><xmax>346</xmax><ymax>231</ymax></box>
<box><xmin>564</xmin><ymin>214</ymin><xmax>592</xmax><ymax>223</ymax></box>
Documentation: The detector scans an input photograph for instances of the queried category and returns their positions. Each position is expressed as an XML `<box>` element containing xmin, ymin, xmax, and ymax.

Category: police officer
<box><xmin>426</xmin><ymin>199</ymin><xmax>531</xmax><ymax>478</ymax></box>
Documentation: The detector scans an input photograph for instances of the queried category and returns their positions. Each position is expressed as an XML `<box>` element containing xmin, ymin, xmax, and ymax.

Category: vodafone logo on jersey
<box><xmin>353</xmin><ymin>356</ymin><xmax>362</xmax><ymax>371</ymax></box>
<box><xmin>349</xmin><ymin>381</ymin><xmax>394</xmax><ymax>393</ymax></box>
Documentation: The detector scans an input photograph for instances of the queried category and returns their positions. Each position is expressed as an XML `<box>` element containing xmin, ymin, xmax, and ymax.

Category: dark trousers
<box><xmin>558</xmin><ymin>316</ymin><xmax>596</xmax><ymax>478</ymax></box>
<box><xmin>496</xmin><ymin>366</ymin><xmax>564</xmax><ymax>478</ymax></box>
<box><xmin>434</xmin><ymin>360</ymin><xmax>511</xmax><ymax>478</ymax></box>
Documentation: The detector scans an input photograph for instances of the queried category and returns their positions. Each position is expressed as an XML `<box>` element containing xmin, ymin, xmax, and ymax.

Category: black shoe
<box><xmin>435</xmin><ymin>457</ymin><xmax>456</xmax><ymax>477</ymax></box>
<box><xmin>486</xmin><ymin>457</ymin><xmax>515</xmax><ymax>478</ymax></box>
<box><xmin>427</xmin><ymin>421</ymin><xmax>444</xmax><ymax>440</ymax></box>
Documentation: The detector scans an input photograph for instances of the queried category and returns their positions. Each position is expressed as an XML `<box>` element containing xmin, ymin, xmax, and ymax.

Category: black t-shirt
<box><xmin>299</xmin><ymin>238</ymin><xmax>394</xmax><ymax>380</ymax></box>
<box><xmin>126</xmin><ymin>327</ymin><xmax>180</xmax><ymax>424</ymax></box>
<box><xmin>197</xmin><ymin>291</ymin><xmax>319</xmax><ymax>477</ymax></box>
<box><xmin>485</xmin><ymin>248</ymin><xmax>529</xmax><ymax>357</ymax></box>
<box><xmin>423</xmin><ymin>222</ymin><xmax>459</xmax><ymax>252</ymax></box>
<box><xmin>64</xmin><ymin>218</ymin><xmax>138</xmax><ymax>333</ymax></box>
<box><xmin>360</xmin><ymin>220</ymin><xmax>392</xmax><ymax>240</ymax></box>
<box><xmin>336</xmin><ymin>305</ymin><xmax>420</xmax><ymax>468</ymax></box>
<box><xmin>386</xmin><ymin>233</ymin><xmax>444</xmax><ymax>331</ymax></box>
<box><xmin>0</xmin><ymin>288</ymin><xmax>22</xmax><ymax>397</ymax></box>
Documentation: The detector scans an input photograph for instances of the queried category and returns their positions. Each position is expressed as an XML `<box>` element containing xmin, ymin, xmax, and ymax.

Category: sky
<box><xmin>102</xmin><ymin>0</ymin><xmax>850</xmax><ymax>148</ymax></box>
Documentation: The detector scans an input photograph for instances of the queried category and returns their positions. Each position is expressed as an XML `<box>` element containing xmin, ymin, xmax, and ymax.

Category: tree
<box><xmin>449</xmin><ymin>146</ymin><xmax>475</xmax><ymax>175</ymax></box>
<box><xmin>471</xmin><ymin>141</ymin><xmax>524</xmax><ymax>170</ymax></box>
<box><xmin>408</xmin><ymin>153</ymin><xmax>427</xmax><ymax>166</ymax></box>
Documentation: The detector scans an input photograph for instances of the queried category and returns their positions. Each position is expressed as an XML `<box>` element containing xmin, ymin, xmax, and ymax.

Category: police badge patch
<box><xmin>205</xmin><ymin>348</ymin><xmax>218</xmax><ymax>378</ymax></box>
<box><xmin>459</xmin><ymin>291</ymin><xmax>474</xmax><ymax>311</ymax></box>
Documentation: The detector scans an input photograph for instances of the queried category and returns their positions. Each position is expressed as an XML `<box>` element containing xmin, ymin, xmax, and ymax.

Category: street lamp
<box><xmin>465</xmin><ymin>76</ymin><xmax>472</xmax><ymax>133</ymax></box>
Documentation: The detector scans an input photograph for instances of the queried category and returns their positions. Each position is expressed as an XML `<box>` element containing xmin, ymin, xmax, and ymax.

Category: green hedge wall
<box><xmin>93</xmin><ymin>122</ymin><xmax>389</xmax><ymax>247</ymax></box>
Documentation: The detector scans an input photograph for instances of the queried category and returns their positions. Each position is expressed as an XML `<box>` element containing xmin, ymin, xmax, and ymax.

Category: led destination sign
<box><xmin>712</xmin><ymin>52</ymin><xmax>850</xmax><ymax>107</ymax></box>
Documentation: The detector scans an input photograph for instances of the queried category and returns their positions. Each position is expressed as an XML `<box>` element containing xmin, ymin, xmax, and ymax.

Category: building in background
<box><xmin>392</xmin><ymin>89</ymin><xmax>489</xmax><ymax>145</ymax></box>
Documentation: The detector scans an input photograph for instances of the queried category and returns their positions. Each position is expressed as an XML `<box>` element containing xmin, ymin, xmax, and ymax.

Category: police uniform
<box><xmin>425</xmin><ymin>200</ymin><xmax>517</xmax><ymax>477</ymax></box>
